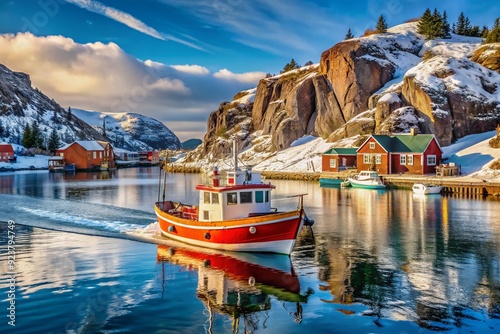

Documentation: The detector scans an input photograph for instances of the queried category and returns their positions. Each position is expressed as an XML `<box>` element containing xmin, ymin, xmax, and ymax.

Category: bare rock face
<box><xmin>402</xmin><ymin>56</ymin><xmax>500</xmax><ymax>146</ymax></box>
<box><xmin>327</xmin><ymin>109</ymin><xmax>376</xmax><ymax>143</ymax></box>
<box><xmin>319</xmin><ymin>40</ymin><xmax>396</xmax><ymax>121</ymax></box>
<box><xmin>375</xmin><ymin>92</ymin><xmax>403</xmax><ymax>128</ymax></box>
<box><xmin>471</xmin><ymin>43</ymin><xmax>500</xmax><ymax>73</ymax></box>
<box><xmin>252</xmin><ymin>66</ymin><xmax>334</xmax><ymax>150</ymax></box>
<box><xmin>378</xmin><ymin>106</ymin><xmax>420</xmax><ymax>133</ymax></box>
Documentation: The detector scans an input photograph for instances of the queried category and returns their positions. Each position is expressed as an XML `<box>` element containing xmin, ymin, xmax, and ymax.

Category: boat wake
<box><xmin>1</xmin><ymin>193</ymin><xmax>155</xmax><ymax>239</ymax></box>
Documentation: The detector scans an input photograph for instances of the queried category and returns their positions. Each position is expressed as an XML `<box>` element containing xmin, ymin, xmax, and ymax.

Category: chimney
<box><xmin>410</xmin><ymin>127</ymin><xmax>418</xmax><ymax>136</ymax></box>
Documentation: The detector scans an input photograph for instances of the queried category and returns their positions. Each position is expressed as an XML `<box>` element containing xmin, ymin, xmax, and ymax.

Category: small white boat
<box><xmin>412</xmin><ymin>183</ymin><xmax>442</xmax><ymax>195</ymax></box>
<box><xmin>347</xmin><ymin>171</ymin><xmax>386</xmax><ymax>189</ymax></box>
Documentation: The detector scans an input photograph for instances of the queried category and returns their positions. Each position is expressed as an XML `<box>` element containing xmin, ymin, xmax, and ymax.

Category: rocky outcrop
<box><xmin>319</xmin><ymin>40</ymin><xmax>395</xmax><ymax>122</ymax></box>
<box><xmin>402</xmin><ymin>56</ymin><xmax>500</xmax><ymax>146</ymax></box>
<box><xmin>252</xmin><ymin>66</ymin><xmax>334</xmax><ymax>150</ymax></box>
<box><xmin>471</xmin><ymin>43</ymin><xmax>500</xmax><ymax>73</ymax></box>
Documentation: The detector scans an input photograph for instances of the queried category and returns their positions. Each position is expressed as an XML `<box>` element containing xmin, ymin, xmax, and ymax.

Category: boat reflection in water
<box><xmin>156</xmin><ymin>245</ymin><xmax>311</xmax><ymax>333</ymax></box>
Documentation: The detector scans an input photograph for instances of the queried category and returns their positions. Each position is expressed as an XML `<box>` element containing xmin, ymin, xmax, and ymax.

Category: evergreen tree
<box><xmin>431</xmin><ymin>9</ymin><xmax>444</xmax><ymax>39</ymax></box>
<box><xmin>470</xmin><ymin>25</ymin><xmax>480</xmax><ymax>37</ymax></box>
<box><xmin>417</xmin><ymin>8</ymin><xmax>433</xmax><ymax>38</ymax></box>
<box><xmin>463</xmin><ymin>16</ymin><xmax>472</xmax><ymax>35</ymax></box>
<box><xmin>30</xmin><ymin>121</ymin><xmax>43</xmax><ymax>149</ymax></box>
<box><xmin>0</xmin><ymin>120</ymin><xmax>4</xmax><ymax>137</ymax></box>
<box><xmin>455</xmin><ymin>12</ymin><xmax>466</xmax><ymax>35</ymax></box>
<box><xmin>22</xmin><ymin>123</ymin><xmax>32</xmax><ymax>148</ymax></box>
<box><xmin>481</xmin><ymin>26</ymin><xmax>490</xmax><ymax>38</ymax></box>
<box><xmin>47</xmin><ymin>128</ymin><xmax>61</xmax><ymax>154</ymax></box>
<box><xmin>304</xmin><ymin>60</ymin><xmax>314</xmax><ymax>66</ymax></box>
<box><xmin>375</xmin><ymin>15</ymin><xmax>388</xmax><ymax>33</ymax></box>
<box><xmin>67</xmin><ymin>106</ymin><xmax>72</xmax><ymax>120</ymax></box>
<box><xmin>281</xmin><ymin>58</ymin><xmax>300</xmax><ymax>73</ymax></box>
<box><xmin>345</xmin><ymin>28</ymin><xmax>354</xmax><ymax>39</ymax></box>
<box><xmin>442</xmin><ymin>11</ymin><xmax>451</xmax><ymax>38</ymax></box>
<box><xmin>485</xmin><ymin>18</ymin><xmax>500</xmax><ymax>43</ymax></box>
<box><xmin>493</xmin><ymin>18</ymin><xmax>500</xmax><ymax>30</ymax></box>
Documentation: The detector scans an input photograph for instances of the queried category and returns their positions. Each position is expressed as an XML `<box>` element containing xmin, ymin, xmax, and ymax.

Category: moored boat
<box><xmin>347</xmin><ymin>170</ymin><xmax>386</xmax><ymax>189</ymax></box>
<box><xmin>412</xmin><ymin>183</ymin><xmax>442</xmax><ymax>195</ymax></box>
<box><xmin>154</xmin><ymin>142</ymin><xmax>313</xmax><ymax>255</ymax></box>
<box><xmin>319</xmin><ymin>177</ymin><xmax>343</xmax><ymax>187</ymax></box>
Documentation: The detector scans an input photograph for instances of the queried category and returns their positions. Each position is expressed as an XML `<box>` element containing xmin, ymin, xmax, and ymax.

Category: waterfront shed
<box><xmin>356</xmin><ymin>132</ymin><xmax>442</xmax><ymax>174</ymax></box>
<box><xmin>56</xmin><ymin>140</ymin><xmax>115</xmax><ymax>171</ymax></box>
<box><xmin>0</xmin><ymin>144</ymin><xmax>15</xmax><ymax>163</ymax></box>
<box><xmin>321</xmin><ymin>148</ymin><xmax>358</xmax><ymax>172</ymax></box>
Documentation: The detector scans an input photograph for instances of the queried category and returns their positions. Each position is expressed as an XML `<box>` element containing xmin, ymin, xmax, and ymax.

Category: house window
<box><xmin>211</xmin><ymin>193</ymin><xmax>219</xmax><ymax>204</ymax></box>
<box><xmin>227</xmin><ymin>192</ymin><xmax>237</xmax><ymax>205</ymax></box>
<box><xmin>363</xmin><ymin>154</ymin><xmax>370</xmax><ymax>164</ymax></box>
<box><xmin>99</xmin><ymin>152</ymin><xmax>102</xmax><ymax>159</ymax></box>
<box><xmin>329</xmin><ymin>158</ymin><xmax>336</xmax><ymax>168</ymax></box>
<box><xmin>400</xmin><ymin>155</ymin><xmax>406</xmax><ymax>165</ymax></box>
<box><xmin>408</xmin><ymin>155</ymin><xmax>413</xmax><ymax>165</ymax></box>
<box><xmin>369</xmin><ymin>142</ymin><xmax>375</xmax><ymax>149</ymax></box>
<box><xmin>255</xmin><ymin>191</ymin><xmax>264</xmax><ymax>203</ymax></box>
<box><xmin>93</xmin><ymin>151</ymin><xmax>96</xmax><ymax>159</ymax></box>
<box><xmin>376</xmin><ymin>155</ymin><xmax>382</xmax><ymax>164</ymax></box>
<box><xmin>240</xmin><ymin>191</ymin><xmax>252</xmax><ymax>204</ymax></box>
<box><xmin>204</xmin><ymin>192</ymin><xmax>211</xmax><ymax>204</ymax></box>
<box><xmin>427</xmin><ymin>155</ymin><xmax>437</xmax><ymax>166</ymax></box>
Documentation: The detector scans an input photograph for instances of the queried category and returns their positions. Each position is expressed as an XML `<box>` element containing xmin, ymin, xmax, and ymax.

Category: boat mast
<box><xmin>233</xmin><ymin>139</ymin><xmax>238</xmax><ymax>174</ymax></box>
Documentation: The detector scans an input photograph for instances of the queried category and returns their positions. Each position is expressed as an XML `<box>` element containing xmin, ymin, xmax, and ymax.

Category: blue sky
<box><xmin>0</xmin><ymin>0</ymin><xmax>498</xmax><ymax>140</ymax></box>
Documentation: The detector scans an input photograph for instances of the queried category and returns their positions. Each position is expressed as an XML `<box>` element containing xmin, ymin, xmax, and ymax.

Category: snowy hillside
<box><xmin>73</xmin><ymin>109</ymin><xmax>181</xmax><ymax>151</ymax></box>
<box><xmin>0</xmin><ymin>64</ymin><xmax>105</xmax><ymax>145</ymax></box>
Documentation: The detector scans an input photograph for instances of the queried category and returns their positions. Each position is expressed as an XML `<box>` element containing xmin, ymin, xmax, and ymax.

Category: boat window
<box><xmin>204</xmin><ymin>192</ymin><xmax>210</xmax><ymax>204</ymax></box>
<box><xmin>227</xmin><ymin>192</ymin><xmax>237</xmax><ymax>205</ymax></box>
<box><xmin>255</xmin><ymin>191</ymin><xmax>264</xmax><ymax>203</ymax></box>
<box><xmin>240</xmin><ymin>191</ymin><xmax>252</xmax><ymax>204</ymax></box>
<box><xmin>203</xmin><ymin>211</ymin><xmax>209</xmax><ymax>220</ymax></box>
<box><xmin>265</xmin><ymin>191</ymin><xmax>269</xmax><ymax>203</ymax></box>
<box><xmin>211</xmin><ymin>193</ymin><xmax>219</xmax><ymax>204</ymax></box>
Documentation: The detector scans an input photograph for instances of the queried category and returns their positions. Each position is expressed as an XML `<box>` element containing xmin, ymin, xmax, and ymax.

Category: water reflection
<box><xmin>156</xmin><ymin>245</ymin><xmax>311</xmax><ymax>333</ymax></box>
<box><xmin>304</xmin><ymin>186</ymin><xmax>500</xmax><ymax>330</ymax></box>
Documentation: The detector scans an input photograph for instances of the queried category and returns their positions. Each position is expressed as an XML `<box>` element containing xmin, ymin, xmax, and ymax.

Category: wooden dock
<box><xmin>319</xmin><ymin>172</ymin><xmax>500</xmax><ymax>197</ymax></box>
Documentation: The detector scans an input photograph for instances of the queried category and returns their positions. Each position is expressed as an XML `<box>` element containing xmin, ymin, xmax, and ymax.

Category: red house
<box><xmin>56</xmin><ymin>141</ymin><xmax>115</xmax><ymax>171</ymax></box>
<box><xmin>356</xmin><ymin>132</ymin><xmax>442</xmax><ymax>175</ymax></box>
<box><xmin>321</xmin><ymin>148</ymin><xmax>358</xmax><ymax>172</ymax></box>
<box><xmin>0</xmin><ymin>144</ymin><xmax>15</xmax><ymax>163</ymax></box>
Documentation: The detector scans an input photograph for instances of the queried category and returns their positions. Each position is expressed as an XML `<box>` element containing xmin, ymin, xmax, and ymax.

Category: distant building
<box><xmin>356</xmin><ymin>131</ymin><xmax>442</xmax><ymax>175</ymax></box>
<box><xmin>0</xmin><ymin>144</ymin><xmax>15</xmax><ymax>163</ymax></box>
<box><xmin>139</xmin><ymin>151</ymin><xmax>160</xmax><ymax>165</ymax></box>
<box><xmin>56</xmin><ymin>141</ymin><xmax>115</xmax><ymax>171</ymax></box>
<box><xmin>321</xmin><ymin>148</ymin><xmax>358</xmax><ymax>172</ymax></box>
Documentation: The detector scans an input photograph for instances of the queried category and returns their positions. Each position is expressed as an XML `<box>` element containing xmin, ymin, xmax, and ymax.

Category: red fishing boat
<box><xmin>154</xmin><ymin>142</ymin><xmax>313</xmax><ymax>255</ymax></box>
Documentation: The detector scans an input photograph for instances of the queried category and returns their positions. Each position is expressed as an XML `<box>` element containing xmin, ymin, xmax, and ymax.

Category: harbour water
<box><xmin>0</xmin><ymin>167</ymin><xmax>499</xmax><ymax>333</ymax></box>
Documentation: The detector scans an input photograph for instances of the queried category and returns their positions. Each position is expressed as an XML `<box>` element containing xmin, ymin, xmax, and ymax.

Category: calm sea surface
<box><xmin>0</xmin><ymin>167</ymin><xmax>499</xmax><ymax>333</ymax></box>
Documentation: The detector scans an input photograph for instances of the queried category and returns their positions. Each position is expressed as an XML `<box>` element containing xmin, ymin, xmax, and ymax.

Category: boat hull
<box><xmin>155</xmin><ymin>203</ymin><xmax>304</xmax><ymax>255</ymax></box>
<box><xmin>413</xmin><ymin>184</ymin><xmax>442</xmax><ymax>195</ymax></box>
<box><xmin>319</xmin><ymin>177</ymin><xmax>343</xmax><ymax>187</ymax></box>
<box><xmin>347</xmin><ymin>179</ymin><xmax>386</xmax><ymax>189</ymax></box>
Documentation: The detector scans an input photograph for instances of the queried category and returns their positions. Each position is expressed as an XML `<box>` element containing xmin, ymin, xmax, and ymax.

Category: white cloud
<box><xmin>64</xmin><ymin>0</ymin><xmax>205</xmax><ymax>51</ymax></box>
<box><xmin>0</xmin><ymin>33</ymin><xmax>262</xmax><ymax>141</ymax></box>
<box><xmin>214</xmin><ymin>69</ymin><xmax>266</xmax><ymax>83</ymax></box>
<box><xmin>171</xmin><ymin>64</ymin><xmax>210</xmax><ymax>75</ymax></box>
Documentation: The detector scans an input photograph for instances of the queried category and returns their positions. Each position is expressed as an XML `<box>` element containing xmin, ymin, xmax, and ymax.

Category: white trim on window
<box><xmin>427</xmin><ymin>155</ymin><xmax>436</xmax><ymax>166</ymax></box>
<box><xmin>407</xmin><ymin>155</ymin><xmax>413</xmax><ymax>165</ymax></box>
<box><xmin>329</xmin><ymin>158</ymin><xmax>336</xmax><ymax>168</ymax></box>
<box><xmin>369</xmin><ymin>142</ymin><xmax>375</xmax><ymax>149</ymax></box>
<box><xmin>363</xmin><ymin>154</ymin><xmax>370</xmax><ymax>164</ymax></box>
<box><xmin>376</xmin><ymin>154</ymin><xmax>382</xmax><ymax>164</ymax></box>
<box><xmin>400</xmin><ymin>155</ymin><xmax>406</xmax><ymax>165</ymax></box>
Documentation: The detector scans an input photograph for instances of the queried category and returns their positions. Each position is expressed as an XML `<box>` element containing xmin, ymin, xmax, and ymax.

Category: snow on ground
<box><xmin>0</xmin><ymin>155</ymin><xmax>49</xmax><ymax>170</ymax></box>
